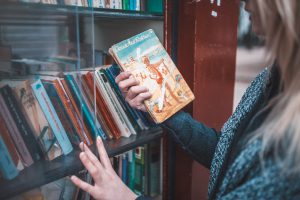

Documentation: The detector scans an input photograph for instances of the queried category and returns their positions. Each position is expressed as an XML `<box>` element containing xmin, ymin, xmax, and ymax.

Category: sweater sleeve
<box><xmin>162</xmin><ymin>111</ymin><xmax>219</xmax><ymax>168</ymax></box>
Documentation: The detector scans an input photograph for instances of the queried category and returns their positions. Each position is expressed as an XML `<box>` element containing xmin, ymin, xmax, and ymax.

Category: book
<box><xmin>42</xmin><ymin>80</ymin><xmax>81</xmax><ymax>146</ymax></box>
<box><xmin>31</xmin><ymin>80</ymin><xmax>73</xmax><ymax>155</ymax></box>
<box><xmin>94</xmin><ymin>70</ymin><xmax>132</xmax><ymax>137</ymax></box>
<box><xmin>98</xmin><ymin>69</ymin><xmax>137</xmax><ymax>135</ymax></box>
<box><xmin>53</xmin><ymin>78</ymin><xmax>93</xmax><ymax>146</ymax></box>
<box><xmin>109</xmin><ymin>29</ymin><xmax>195</xmax><ymax>123</ymax></box>
<box><xmin>0</xmin><ymin>92</ymin><xmax>34</xmax><ymax>167</ymax></box>
<box><xmin>64</xmin><ymin>74</ymin><xmax>107</xmax><ymax>140</ymax></box>
<box><xmin>105</xmin><ymin>65</ymin><xmax>149</xmax><ymax>130</ymax></box>
<box><xmin>146</xmin><ymin>0</ymin><xmax>163</xmax><ymax>13</ymax></box>
<box><xmin>0</xmin><ymin>85</ymin><xmax>44</xmax><ymax>162</ymax></box>
<box><xmin>11</xmin><ymin>80</ymin><xmax>62</xmax><ymax>161</ymax></box>
<box><xmin>79</xmin><ymin>72</ymin><xmax>114</xmax><ymax>140</ymax></box>
<box><xmin>82</xmin><ymin>72</ymin><xmax>121</xmax><ymax>139</ymax></box>
<box><xmin>127</xmin><ymin>150</ymin><xmax>135</xmax><ymax>190</ymax></box>
<box><xmin>104</xmin><ymin>66</ymin><xmax>143</xmax><ymax>132</ymax></box>
<box><xmin>134</xmin><ymin>146</ymin><xmax>145</xmax><ymax>195</ymax></box>
<box><xmin>0</xmin><ymin>136</ymin><xmax>19</xmax><ymax>180</ymax></box>
<box><xmin>0</xmin><ymin>114</ymin><xmax>24</xmax><ymax>171</ymax></box>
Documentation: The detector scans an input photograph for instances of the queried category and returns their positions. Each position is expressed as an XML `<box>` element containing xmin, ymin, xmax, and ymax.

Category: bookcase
<box><xmin>0</xmin><ymin>1</ymin><xmax>165</xmax><ymax>199</ymax></box>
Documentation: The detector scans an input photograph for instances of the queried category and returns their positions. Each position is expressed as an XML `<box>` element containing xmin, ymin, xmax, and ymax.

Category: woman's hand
<box><xmin>71</xmin><ymin>137</ymin><xmax>137</xmax><ymax>200</ymax></box>
<box><xmin>115</xmin><ymin>71</ymin><xmax>152</xmax><ymax>112</ymax></box>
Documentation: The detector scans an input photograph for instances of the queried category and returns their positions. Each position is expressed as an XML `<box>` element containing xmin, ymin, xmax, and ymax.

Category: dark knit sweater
<box><xmin>137</xmin><ymin>66</ymin><xmax>300</xmax><ymax>200</ymax></box>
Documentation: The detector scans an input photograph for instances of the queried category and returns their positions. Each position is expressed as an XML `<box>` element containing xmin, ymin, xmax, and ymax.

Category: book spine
<box><xmin>0</xmin><ymin>85</ymin><xmax>43</xmax><ymax>162</ymax></box>
<box><xmin>99</xmin><ymin>0</ymin><xmax>105</xmax><ymax>8</ymax></box>
<box><xmin>122</xmin><ymin>0</ymin><xmax>127</xmax><ymax>10</ymax></box>
<box><xmin>42</xmin><ymin>80</ymin><xmax>81</xmax><ymax>146</ymax></box>
<box><xmin>0</xmin><ymin>136</ymin><xmax>19</xmax><ymax>180</ymax></box>
<box><xmin>65</xmin><ymin>74</ymin><xmax>107</xmax><ymax>140</ymax></box>
<box><xmin>31</xmin><ymin>80</ymin><xmax>73</xmax><ymax>155</ymax></box>
<box><xmin>83</xmin><ymin>73</ymin><xmax>121</xmax><ymax>139</ymax></box>
<box><xmin>128</xmin><ymin>150</ymin><xmax>135</xmax><ymax>189</ymax></box>
<box><xmin>104</xmin><ymin>68</ymin><xmax>142</xmax><ymax>132</ymax></box>
<box><xmin>80</xmin><ymin>76</ymin><xmax>113</xmax><ymax>140</ymax></box>
<box><xmin>0</xmin><ymin>114</ymin><xmax>24</xmax><ymax>171</ymax></box>
<box><xmin>54</xmin><ymin>79</ymin><xmax>93</xmax><ymax>146</ymax></box>
<box><xmin>60</xmin><ymin>79</ymin><xmax>95</xmax><ymax>143</ymax></box>
<box><xmin>134</xmin><ymin>146</ymin><xmax>145</xmax><ymax>195</ymax></box>
<box><xmin>95</xmin><ymin>71</ymin><xmax>131</xmax><ymax>137</ymax></box>
<box><xmin>100</xmin><ymin>70</ymin><xmax>137</xmax><ymax>135</ymax></box>
<box><xmin>0</xmin><ymin>94</ymin><xmax>34</xmax><ymax>166</ymax></box>
<box><xmin>121</xmin><ymin>153</ymin><xmax>127</xmax><ymax>183</ymax></box>
<box><xmin>140</xmin><ymin>0</ymin><xmax>146</xmax><ymax>11</ymax></box>
<box><xmin>135</xmin><ymin>0</ymin><xmax>140</xmax><ymax>11</ymax></box>
<box><xmin>106</xmin><ymin>66</ymin><xmax>145</xmax><ymax>128</ymax></box>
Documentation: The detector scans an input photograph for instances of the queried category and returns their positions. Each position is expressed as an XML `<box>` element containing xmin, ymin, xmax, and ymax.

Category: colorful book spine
<box><xmin>122</xmin><ymin>0</ymin><xmax>128</xmax><ymax>10</ymax></box>
<box><xmin>0</xmin><ymin>94</ymin><xmax>34</xmax><ymax>167</ymax></box>
<box><xmin>31</xmin><ymin>80</ymin><xmax>73</xmax><ymax>155</ymax></box>
<box><xmin>0</xmin><ymin>85</ymin><xmax>43</xmax><ymax>162</ymax></box>
<box><xmin>135</xmin><ymin>0</ymin><xmax>140</xmax><ymax>11</ymax></box>
<box><xmin>106</xmin><ymin>65</ymin><xmax>147</xmax><ymax>130</ymax></box>
<box><xmin>13</xmin><ymin>80</ymin><xmax>62</xmax><ymax>161</ymax></box>
<box><xmin>0</xmin><ymin>136</ymin><xmax>19</xmax><ymax>180</ymax></box>
<box><xmin>0</xmin><ymin>114</ymin><xmax>24</xmax><ymax>171</ymax></box>
<box><xmin>83</xmin><ymin>72</ymin><xmax>121</xmax><ymax>139</ymax></box>
<box><xmin>121</xmin><ymin>153</ymin><xmax>127</xmax><ymax>183</ymax></box>
<box><xmin>99</xmin><ymin>70</ymin><xmax>136</xmax><ymax>135</ymax></box>
<box><xmin>104</xmin><ymin>67</ymin><xmax>142</xmax><ymax>132</ymax></box>
<box><xmin>129</xmin><ymin>0</ymin><xmax>135</xmax><ymax>10</ymax></box>
<box><xmin>134</xmin><ymin>146</ymin><xmax>145</xmax><ymax>195</ymax></box>
<box><xmin>146</xmin><ymin>0</ymin><xmax>163</xmax><ymax>13</ymax></box>
<box><xmin>42</xmin><ymin>80</ymin><xmax>81</xmax><ymax>146</ymax></box>
<box><xmin>54</xmin><ymin>79</ymin><xmax>93</xmax><ymax>146</ymax></box>
<box><xmin>80</xmin><ymin>74</ymin><xmax>113</xmax><ymax>140</ymax></box>
<box><xmin>65</xmin><ymin>74</ymin><xmax>107</xmax><ymax>140</ymax></box>
<box><xmin>128</xmin><ymin>150</ymin><xmax>135</xmax><ymax>189</ymax></box>
<box><xmin>99</xmin><ymin>0</ymin><xmax>105</xmax><ymax>8</ymax></box>
<box><xmin>95</xmin><ymin>71</ymin><xmax>131</xmax><ymax>137</ymax></box>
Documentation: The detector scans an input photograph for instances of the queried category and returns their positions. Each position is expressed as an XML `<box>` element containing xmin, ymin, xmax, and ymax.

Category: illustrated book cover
<box><xmin>109</xmin><ymin>29</ymin><xmax>195</xmax><ymax>123</ymax></box>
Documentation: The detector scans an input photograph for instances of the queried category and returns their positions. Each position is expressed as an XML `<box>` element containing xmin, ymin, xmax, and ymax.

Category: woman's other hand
<box><xmin>71</xmin><ymin>137</ymin><xmax>137</xmax><ymax>200</ymax></box>
<box><xmin>115</xmin><ymin>71</ymin><xmax>152</xmax><ymax>112</ymax></box>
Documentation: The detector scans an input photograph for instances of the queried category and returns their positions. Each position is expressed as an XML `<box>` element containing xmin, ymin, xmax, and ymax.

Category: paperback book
<box><xmin>109</xmin><ymin>29</ymin><xmax>195</xmax><ymax>123</ymax></box>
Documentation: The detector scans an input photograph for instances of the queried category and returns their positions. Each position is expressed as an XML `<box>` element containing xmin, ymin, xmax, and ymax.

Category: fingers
<box><xmin>126</xmin><ymin>86</ymin><xmax>149</xmax><ymax>102</ymax></box>
<box><xmin>115</xmin><ymin>71</ymin><xmax>131</xmax><ymax>84</ymax></box>
<box><xmin>96</xmin><ymin>136</ymin><xmax>112</xmax><ymax>170</ymax></box>
<box><xmin>71</xmin><ymin>175</ymin><xmax>95</xmax><ymax>197</ymax></box>
<box><xmin>79</xmin><ymin>152</ymin><xmax>102</xmax><ymax>183</ymax></box>
<box><xmin>128</xmin><ymin>92</ymin><xmax>152</xmax><ymax>110</ymax></box>
<box><xmin>118</xmin><ymin>77</ymin><xmax>139</xmax><ymax>94</ymax></box>
<box><xmin>79</xmin><ymin>142</ymin><xmax>102</xmax><ymax>169</ymax></box>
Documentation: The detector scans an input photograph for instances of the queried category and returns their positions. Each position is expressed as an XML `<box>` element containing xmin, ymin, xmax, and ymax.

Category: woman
<box><xmin>71</xmin><ymin>0</ymin><xmax>300</xmax><ymax>199</ymax></box>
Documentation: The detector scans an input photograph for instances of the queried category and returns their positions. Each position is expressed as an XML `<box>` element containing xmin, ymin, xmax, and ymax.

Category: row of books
<box><xmin>115</xmin><ymin>144</ymin><xmax>161</xmax><ymax>197</ymax></box>
<box><xmin>19</xmin><ymin>0</ymin><xmax>163</xmax><ymax>13</ymax></box>
<box><xmin>75</xmin><ymin>144</ymin><xmax>161</xmax><ymax>198</ymax></box>
<box><xmin>10</xmin><ymin>144</ymin><xmax>161</xmax><ymax>200</ymax></box>
<box><xmin>0</xmin><ymin>64</ymin><xmax>153</xmax><ymax>181</ymax></box>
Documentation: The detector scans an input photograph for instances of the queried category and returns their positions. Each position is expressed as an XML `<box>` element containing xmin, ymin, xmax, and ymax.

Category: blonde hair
<box><xmin>251</xmin><ymin>0</ymin><xmax>300</xmax><ymax>174</ymax></box>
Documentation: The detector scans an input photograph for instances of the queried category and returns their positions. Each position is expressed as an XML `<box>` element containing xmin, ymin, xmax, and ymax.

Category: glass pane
<box><xmin>0</xmin><ymin>1</ymin><xmax>164</xmax><ymax>199</ymax></box>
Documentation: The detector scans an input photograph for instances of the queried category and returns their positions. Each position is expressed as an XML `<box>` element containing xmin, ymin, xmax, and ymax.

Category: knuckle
<box><xmin>118</xmin><ymin>82</ymin><xmax>125</xmax><ymax>90</ymax></box>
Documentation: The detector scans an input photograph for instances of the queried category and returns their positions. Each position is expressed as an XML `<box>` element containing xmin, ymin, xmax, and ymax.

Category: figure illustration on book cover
<box><xmin>111</xmin><ymin>29</ymin><xmax>194</xmax><ymax>123</ymax></box>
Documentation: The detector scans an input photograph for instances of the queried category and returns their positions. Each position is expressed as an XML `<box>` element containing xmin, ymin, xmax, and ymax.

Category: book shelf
<box><xmin>0</xmin><ymin>1</ymin><xmax>165</xmax><ymax>199</ymax></box>
<box><xmin>0</xmin><ymin>127</ymin><xmax>163</xmax><ymax>200</ymax></box>
<box><xmin>0</xmin><ymin>2</ymin><xmax>164</xmax><ymax>22</ymax></box>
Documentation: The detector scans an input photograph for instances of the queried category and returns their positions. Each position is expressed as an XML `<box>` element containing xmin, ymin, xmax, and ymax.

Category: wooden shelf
<box><xmin>0</xmin><ymin>127</ymin><xmax>163</xmax><ymax>200</ymax></box>
<box><xmin>0</xmin><ymin>2</ymin><xmax>164</xmax><ymax>24</ymax></box>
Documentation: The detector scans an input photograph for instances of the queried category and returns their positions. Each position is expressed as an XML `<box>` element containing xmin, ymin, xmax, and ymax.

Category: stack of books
<box><xmin>0</xmin><ymin>64</ymin><xmax>152</xmax><ymax>181</ymax></box>
<box><xmin>18</xmin><ymin>0</ymin><xmax>163</xmax><ymax>13</ymax></box>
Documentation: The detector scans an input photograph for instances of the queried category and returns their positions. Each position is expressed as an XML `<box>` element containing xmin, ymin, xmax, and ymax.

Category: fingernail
<box><xmin>97</xmin><ymin>136</ymin><xmax>102</xmax><ymax>142</ymax></box>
